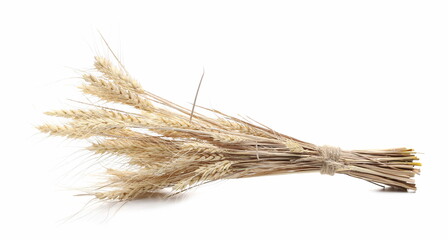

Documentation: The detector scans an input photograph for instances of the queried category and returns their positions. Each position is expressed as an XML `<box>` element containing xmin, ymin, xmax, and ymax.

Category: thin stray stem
<box><xmin>189</xmin><ymin>67</ymin><xmax>205</xmax><ymax>122</ymax></box>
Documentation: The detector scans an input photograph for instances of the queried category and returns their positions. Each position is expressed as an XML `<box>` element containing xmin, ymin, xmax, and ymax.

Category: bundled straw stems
<box><xmin>39</xmin><ymin>56</ymin><xmax>420</xmax><ymax>201</ymax></box>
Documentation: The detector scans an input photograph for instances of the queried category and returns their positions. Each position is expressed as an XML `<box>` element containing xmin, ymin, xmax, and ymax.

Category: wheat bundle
<box><xmin>38</xmin><ymin>56</ymin><xmax>420</xmax><ymax>201</ymax></box>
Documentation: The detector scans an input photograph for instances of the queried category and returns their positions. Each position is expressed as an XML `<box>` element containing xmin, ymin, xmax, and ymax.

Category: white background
<box><xmin>1</xmin><ymin>0</ymin><xmax>447</xmax><ymax>239</ymax></box>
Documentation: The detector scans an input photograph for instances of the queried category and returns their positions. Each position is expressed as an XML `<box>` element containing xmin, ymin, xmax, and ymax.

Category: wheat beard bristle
<box><xmin>38</xmin><ymin>56</ymin><xmax>420</xmax><ymax>201</ymax></box>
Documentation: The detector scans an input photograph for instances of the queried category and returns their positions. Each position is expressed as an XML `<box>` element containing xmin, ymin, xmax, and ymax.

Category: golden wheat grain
<box><xmin>38</xmin><ymin>124</ymin><xmax>90</xmax><ymax>139</ymax></box>
<box><xmin>180</xmin><ymin>142</ymin><xmax>223</xmax><ymax>154</ymax></box>
<box><xmin>284</xmin><ymin>139</ymin><xmax>304</xmax><ymax>153</ymax></box>
<box><xmin>172</xmin><ymin>160</ymin><xmax>233</xmax><ymax>191</ymax></box>
<box><xmin>217</xmin><ymin>118</ymin><xmax>273</xmax><ymax>137</ymax></box>
<box><xmin>94</xmin><ymin>56</ymin><xmax>144</xmax><ymax>94</ymax></box>
<box><xmin>45</xmin><ymin>109</ymin><xmax>149</xmax><ymax>125</ymax></box>
<box><xmin>80</xmin><ymin>75</ymin><xmax>153</xmax><ymax>112</ymax></box>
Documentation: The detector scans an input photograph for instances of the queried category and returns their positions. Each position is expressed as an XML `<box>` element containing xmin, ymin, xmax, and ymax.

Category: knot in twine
<box><xmin>318</xmin><ymin>145</ymin><xmax>343</xmax><ymax>176</ymax></box>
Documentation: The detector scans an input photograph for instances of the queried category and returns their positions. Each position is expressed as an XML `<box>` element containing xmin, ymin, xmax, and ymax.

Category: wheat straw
<box><xmin>38</xmin><ymin>56</ymin><xmax>420</xmax><ymax>201</ymax></box>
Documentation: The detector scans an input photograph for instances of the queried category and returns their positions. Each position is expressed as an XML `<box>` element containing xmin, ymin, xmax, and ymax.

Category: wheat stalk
<box><xmin>38</xmin><ymin>56</ymin><xmax>421</xmax><ymax>201</ymax></box>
